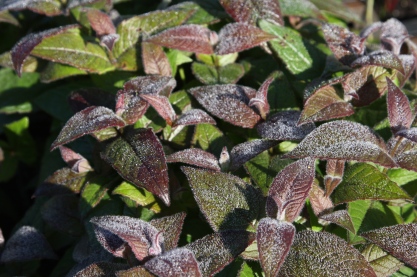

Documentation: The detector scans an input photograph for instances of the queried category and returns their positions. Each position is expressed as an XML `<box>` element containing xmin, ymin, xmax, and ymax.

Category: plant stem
<box><xmin>366</xmin><ymin>0</ymin><xmax>375</xmax><ymax>26</ymax></box>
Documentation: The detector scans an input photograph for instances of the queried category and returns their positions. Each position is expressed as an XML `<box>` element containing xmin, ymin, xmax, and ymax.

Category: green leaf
<box><xmin>333</xmin><ymin>163</ymin><xmax>411</xmax><ymax>204</ymax></box>
<box><xmin>40</xmin><ymin>62</ymin><xmax>87</xmax><ymax>83</ymax></box>
<box><xmin>239</xmin><ymin>261</ymin><xmax>263</xmax><ymax>277</ymax></box>
<box><xmin>244</xmin><ymin>150</ymin><xmax>275</xmax><ymax>195</ymax></box>
<box><xmin>387</xmin><ymin>168</ymin><xmax>417</xmax><ymax>186</ymax></box>
<box><xmin>192</xmin><ymin>123</ymin><xmax>232</xmax><ymax>157</ymax></box>
<box><xmin>259</xmin><ymin>20</ymin><xmax>312</xmax><ymax>75</ymax></box>
<box><xmin>79</xmin><ymin>175</ymin><xmax>116</xmax><ymax>218</ymax></box>
<box><xmin>361</xmin><ymin>244</ymin><xmax>403</xmax><ymax>277</ymax></box>
<box><xmin>279</xmin><ymin>0</ymin><xmax>323</xmax><ymax>19</ymax></box>
<box><xmin>4</xmin><ymin>117</ymin><xmax>36</xmax><ymax>164</ymax></box>
<box><xmin>320</xmin><ymin>210</ymin><xmax>355</xmax><ymax>233</ymax></box>
<box><xmin>112</xmin><ymin>181</ymin><xmax>161</xmax><ymax>213</ymax></box>
<box><xmin>169</xmin><ymin>2</ymin><xmax>220</xmax><ymax>25</ymax></box>
<box><xmin>192</xmin><ymin>62</ymin><xmax>244</xmax><ymax>84</ymax></box>
<box><xmin>0</xmin><ymin>10</ymin><xmax>19</xmax><ymax>26</ymax></box>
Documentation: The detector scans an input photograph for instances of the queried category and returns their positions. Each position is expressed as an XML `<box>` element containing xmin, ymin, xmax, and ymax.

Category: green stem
<box><xmin>366</xmin><ymin>0</ymin><xmax>375</xmax><ymax>26</ymax></box>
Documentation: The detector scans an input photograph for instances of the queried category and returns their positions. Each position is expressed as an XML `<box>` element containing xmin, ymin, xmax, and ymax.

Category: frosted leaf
<box><xmin>360</xmin><ymin>21</ymin><xmax>382</xmax><ymax>39</ymax></box>
<box><xmin>189</xmin><ymin>84</ymin><xmax>261</xmax><ymax>128</ymax></box>
<box><xmin>387</xmin><ymin>78</ymin><xmax>413</xmax><ymax>135</ymax></box>
<box><xmin>380</xmin><ymin>18</ymin><xmax>409</xmax><ymax>55</ymax></box>
<box><xmin>167</xmin><ymin>148</ymin><xmax>220</xmax><ymax>171</ymax></box>
<box><xmin>219</xmin><ymin>0</ymin><xmax>283</xmax><ymax>26</ymax></box>
<box><xmin>320</xmin><ymin>210</ymin><xmax>355</xmax><ymax>233</ymax></box>
<box><xmin>278</xmin><ymin>230</ymin><xmax>377</xmax><ymax>277</ymax></box>
<box><xmin>51</xmin><ymin>106</ymin><xmax>126</xmax><ymax>150</ymax></box>
<box><xmin>68</xmin><ymin>88</ymin><xmax>115</xmax><ymax>113</ymax></box>
<box><xmin>140</xmin><ymin>94</ymin><xmax>176</xmax><ymax>126</ymax></box>
<box><xmin>397</xmin><ymin>128</ymin><xmax>417</xmax><ymax>143</ymax></box>
<box><xmin>266</xmin><ymin>157</ymin><xmax>316</xmax><ymax>222</ymax></box>
<box><xmin>144</xmin><ymin>248</ymin><xmax>202</xmax><ymax>277</ymax></box>
<box><xmin>34</xmin><ymin>167</ymin><xmax>88</xmax><ymax>196</ymax></box>
<box><xmin>100</xmin><ymin>128</ymin><xmax>170</xmax><ymax>206</ymax></box>
<box><xmin>150</xmin><ymin>212</ymin><xmax>186</xmax><ymax>251</ymax></box>
<box><xmin>11</xmin><ymin>24</ymin><xmax>79</xmax><ymax>76</ymax></box>
<box><xmin>0</xmin><ymin>226</ymin><xmax>57</xmax><ymax>262</ymax></box>
<box><xmin>351</xmin><ymin>51</ymin><xmax>405</xmax><ymax>74</ymax></box>
<box><xmin>257</xmin><ymin>218</ymin><xmax>295</xmax><ymax>277</ymax></box>
<box><xmin>283</xmin><ymin>120</ymin><xmax>397</xmax><ymax>167</ymax></box>
<box><xmin>215</xmin><ymin>23</ymin><xmax>276</xmax><ymax>55</ymax></box>
<box><xmin>86</xmin><ymin>8</ymin><xmax>115</xmax><ymax>36</ymax></box>
<box><xmin>146</xmin><ymin>24</ymin><xmax>216</xmax><ymax>54</ymax></box>
<box><xmin>257</xmin><ymin>111</ymin><xmax>315</xmax><ymax>141</ymax></box>
<box><xmin>361</xmin><ymin>244</ymin><xmax>403</xmax><ymax>277</ymax></box>
<box><xmin>0</xmin><ymin>0</ymin><xmax>62</xmax><ymax>16</ymax></box>
<box><xmin>182</xmin><ymin>166</ymin><xmax>262</xmax><ymax>231</ymax></box>
<box><xmin>361</xmin><ymin>223</ymin><xmax>417</xmax><ymax>268</ymax></box>
<box><xmin>92</xmin><ymin>226</ymin><xmax>127</xmax><ymax>258</ymax></box>
<box><xmin>388</xmin><ymin>136</ymin><xmax>417</xmax><ymax>172</ymax></box>
<box><xmin>249</xmin><ymin>71</ymin><xmax>278</xmax><ymax>120</ymax></box>
<box><xmin>90</xmin><ymin>215</ymin><xmax>164</xmax><ymax>261</ymax></box>
<box><xmin>185</xmin><ymin>230</ymin><xmax>255</xmax><ymax>277</ymax></box>
<box><xmin>58</xmin><ymin>146</ymin><xmax>92</xmax><ymax>173</ymax></box>
<box><xmin>308</xmin><ymin>181</ymin><xmax>333</xmax><ymax>216</ymax></box>
<box><xmin>399</xmin><ymin>54</ymin><xmax>416</xmax><ymax>85</ymax></box>
<box><xmin>173</xmin><ymin>109</ymin><xmax>216</xmax><ymax>127</ymax></box>
<box><xmin>115</xmin><ymin>266</ymin><xmax>155</xmax><ymax>277</ymax></box>
<box><xmin>142</xmin><ymin>41</ymin><xmax>172</xmax><ymax>77</ymax></box>
<box><xmin>229</xmin><ymin>139</ymin><xmax>278</xmax><ymax>171</ymax></box>
<box><xmin>74</xmin><ymin>262</ymin><xmax>129</xmax><ymax>277</ymax></box>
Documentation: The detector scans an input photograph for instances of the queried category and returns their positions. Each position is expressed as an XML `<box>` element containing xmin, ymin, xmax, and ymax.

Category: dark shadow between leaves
<box><xmin>352</xmin><ymin>74</ymin><xmax>384</xmax><ymax>107</ymax></box>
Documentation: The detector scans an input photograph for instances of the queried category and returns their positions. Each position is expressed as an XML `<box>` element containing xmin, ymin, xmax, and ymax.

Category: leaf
<box><xmin>388</xmin><ymin>137</ymin><xmax>417</xmax><ymax>172</ymax></box>
<box><xmin>279</xmin><ymin>0</ymin><xmax>323</xmax><ymax>19</ymax></box>
<box><xmin>332</xmin><ymin>163</ymin><xmax>411</xmax><ymax>205</ymax></box>
<box><xmin>0</xmin><ymin>10</ymin><xmax>19</xmax><ymax>25</ymax></box>
<box><xmin>248</xmin><ymin>71</ymin><xmax>278</xmax><ymax>120</ymax></box>
<box><xmin>173</xmin><ymin>109</ymin><xmax>216</xmax><ymax>127</ymax></box>
<box><xmin>386</xmin><ymin>78</ymin><xmax>412</xmax><ymax>135</ymax></box>
<box><xmin>257</xmin><ymin>111</ymin><xmax>315</xmax><ymax>141</ymax></box>
<box><xmin>79</xmin><ymin>175</ymin><xmax>115</xmax><ymax>217</ymax></box>
<box><xmin>278</xmin><ymin>230</ymin><xmax>377</xmax><ymax>277</ymax></box>
<box><xmin>51</xmin><ymin>106</ymin><xmax>125</xmax><ymax>150</ymax></box>
<box><xmin>308</xmin><ymin>181</ymin><xmax>333</xmax><ymax>216</ymax></box>
<box><xmin>40</xmin><ymin>62</ymin><xmax>87</xmax><ymax>83</ymax></box>
<box><xmin>115</xmin><ymin>266</ymin><xmax>155</xmax><ymax>277</ymax></box>
<box><xmin>112</xmin><ymin>181</ymin><xmax>161</xmax><ymax>213</ymax></box>
<box><xmin>68</xmin><ymin>88</ymin><xmax>115</xmax><ymax>113</ymax></box>
<box><xmin>74</xmin><ymin>262</ymin><xmax>129</xmax><ymax>277</ymax></box>
<box><xmin>66</xmin><ymin>0</ymin><xmax>112</xmax><ymax>11</ymax></box>
<box><xmin>283</xmin><ymin>120</ymin><xmax>397</xmax><ymax>168</ymax></box>
<box><xmin>361</xmin><ymin>223</ymin><xmax>417</xmax><ymax>268</ymax></box>
<box><xmin>244</xmin><ymin>150</ymin><xmax>275</xmax><ymax>195</ymax></box>
<box><xmin>257</xmin><ymin>218</ymin><xmax>295</xmax><ymax>277</ymax></box>
<box><xmin>90</xmin><ymin>215</ymin><xmax>163</xmax><ymax>261</ymax></box>
<box><xmin>259</xmin><ymin>20</ymin><xmax>313</xmax><ymax>75</ymax></box>
<box><xmin>167</xmin><ymin>1</ymin><xmax>221</xmax><ymax>25</ymax></box>
<box><xmin>182</xmin><ymin>166</ymin><xmax>262</xmax><ymax>231</ymax></box>
<box><xmin>167</xmin><ymin>148</ymin><xmax>220</xmax><ymax>171</ymax></box>
<box><xmin>324</xmin><ymin>159</ymin><xmax>345</xmax><ymax>196</ymax></box>
<box><xmin>59</xmin><ymin>146</ymin><xmax>92</xmax><ymax>173</ymax></box>
<box><xmin>185</xmin><ymin>230</ymin><xmax>255</xmax><ymax>277</ymax></box>
<box><xmin>189</xmin><ymin>84</ymin><xmax>261</xmax><ymax>128</ymax></box>
<box><xmin>0</xmin><ymin>0</ymin><xmax>62</xmax><ymax>16</ymax></box>
<box><xmin>320</xmin><ymin>210</ymin><xmax>355</xmax><ymax>233</ymax></box>
<box><xmin>192</xmin><ymin>123</ymin><xmax>232</xmax><ymax>156</ymax></box>
<box><xmin>219</xmin><ymin>0</ymin><xmax>283</xmax><ymax>26</ymax></box>
<box><xmin>380</xmin><ymin>18</ymin><xmax>409</xmax><ymax>55</ymax></box>
<box><xmin>399</xmin><ymin>54</ymin><xmax>416</xmax><ymax>85</ymax></box>
<box><xmin>361</xmin><ymin>244</ymin><xmax>404</xmax><ymax>277</ymax></box>
<box><xmin>86</xmin><ymin>8</ymin><xmax>116</xmax><ymax>36</ymax></box>
<box><xmin>299</xmin><ymin>84</ymin><xmax>355</xmax><ymax>125</ymax></box>
<box><xmin>229</xmin><ymin>139</ymin><xmax>278</xmax><ymax>171</ymax></box>
<box><xmin>215</xmin><ymin>23</ymin><xmax>276</xmax><ymax>55</ymax></box>
<box><xmin>146</xmin><ymin>24</ymin><xmax>216</xmax><ymax>54</ymax></box>
<box><xmin>144</xmin><ymin>248</ymin><xmax>202</xmax><ymax>277</ymax></box>
<box><xmin>142</xmin><ymin>42</ymin><xmax>172</xmax><ymax>76</ymax></box>
<box><xmin>191</xmin><ymin>62</ymin><xmax>245</xmax><ymax>84</ymax></box>
<box><xmin>351</xmin><ymin>51</ymin><xmax>405</xmax><ymax>74</ymax></box>
<box><xmin>150</xmin><ymin>212</ymin><xmax>186</xmax><ymax>251</ymax></box>
<box><xmin>100</xmin><ymin>128</ymin><xmax>170</xmax><ymax>206</ymax></box>
<box><xmin>3</xmin><ymin>116</ymin><xmax>36</xmax><ymax>164</ymax></box>
<box><xmin>140</xmin><ymin>94</ymin><xmax>176</xmax><ymax>126</ymax></box>
<box><xmin>266</xmin><ymin>157</ymin><xmax>316</xmax><ymax>222</ymax></box>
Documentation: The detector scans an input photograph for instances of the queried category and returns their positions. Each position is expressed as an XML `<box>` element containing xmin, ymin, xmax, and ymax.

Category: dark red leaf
<box><xmin>86</xmin><ymin>8</ymin><xmax>115</xmax><ymax>36</ymax></box>
<box><xmin>386</xmin><ymin>78</ymin><xmax>413</xmax><ymax>135</ymax></box>
<box><xmin>380</xmin><ymin>18</ymin><xmax>409</xmax><ymax>55</ymax></box>
<box><xmin>320</xmin><ymin>210</ymin><xmax>355</xmax><ymax>233</ymax></box>
<box><xmin>249</xmin><ymin>71</ymin><xmax>279</xmax><ymax>120</ymax></box>
<box><xmin>59</xmin><ymin>146</ymin><xmax>92</xmax><ymax>173</ymax></box>
<box><xmin>146</xmin><ymin>24</ymin><xmax>217</xmax><ymax>54</ymax></box>
<box><xmin>51</xmin><ymin>106</ymin><xmax>126</xmax><ymax>150</ymax></box>
<box><xmin>100</xmin><ymin>34</ymin><xmax>119</xmax><ymax>51</ymax></box>
<box><xmin>150</xmin><ymin>212</ymin><xmax>186</xmax><ymax>251</ymax></box>
<box><xmin>167</xmin><ymin>148</ymin><xmax>220</xmax><ymax>171</ymax></box>
<box><xmin>173</xmin><ymin>109</ymin><xmax>216</xmax><ymax>127</ymax></box>
<box><xmin>215</xmin><ymin>23</ymin><xmax>276</xmax><ymax>55</ymax></box>
<box><xmin>266</xmin><ymin>157</ymin><xmax>316</xmax><ymax>222</ymax></box>
<box><xmin>68</xmin><ymin>88</ymin><xmax>115</xmax><ymax>113</ymax></box>
<box><xmin>142</xmin><ymin>41</ymin><xmax>172</xmax><ymax>77</ymax></box>
<box><xmin>351</xmin><ymin>51</ymin><xmax>405</xmax><ymax>74</ymax></box>
<box><xmin>140</xmin><ymin>94</ymin><xmax>177</xmax><ymax>126</ymax></box>
<box><xmin>257</xmin><ymin>111</ymin><xmax>315</xmax><ymax>140</ymax></box>
<box><xmin>11</xmin><ymin>25</ymin><xmax>79</xmax><ymax>77</ymax></box>
<box><xmin>308</xmin><ymin>181</ymin><xmax>334</xmax><ymax>216</ymax></box>
<box><xmin>257</xmin><ymin>218</ymin><xmax>295</xmax><ymax>277</ymax></box>
<box><xmin>189</xmin><ymin>84</ymin><xmax>261</xmax><ymax>128</ymax></box>
<box><xmin>229</xmin><ymin>139</ymin><xmax>278</xmax><ymax>171</ymax></box>
<box><xmin>144</xmin><ymin>248</ymin><xmax>202</xmax><ymax>277</ymax></box>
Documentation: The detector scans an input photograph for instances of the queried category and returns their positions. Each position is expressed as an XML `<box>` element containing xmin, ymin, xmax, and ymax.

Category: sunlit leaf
<box><xmin>320</xmin><ymin>210</ymin><xmax>355</xmax><ymax>233</ymax></box>
<box><xmin>380</xmin><ymin>18</ymin><xmax>409</xmax><ymax>55</ymax></box>
<box><xmin>388</xmin><ymin>137</ymin><xmax>417</xmax><ymax>172</ymax></box>
<box><xmin>257</xmin><ymin>218</ymin><xmax>295</xmax><ymax>277</ymax></box>
<box><xmin>0</xmin><ymin>0</ymin><xmax>62</xmax><ymax>16</ymax></box>
<box><xmin>266</xmin><ymin>157</ymin><xmax>316</xmax><ymax>222</ymax></box>
<box><xmin>59</xmin><ymin>146</ymin><xmax>92</xmax><ymax>173</ymax></box>
<box><xmin>215</xmin><ymin>23</ymin><xmax>276</xmax><ymax>55</ymax></box>
<box><xmin>248</xmin><ymin>71</ymin><xmax>278</xmax><ymax>120</ymax></box>
<box><xmin>112</xmin><ymin>181</ymin><xmax>161</xmax><ymax>213</ymax></box>
<box><xmin>86</xmin><ymin>8</ymin><xmax>115</xmax><ymax>36</ymax></box>
<box><xmin>283</xmin><ymin>120</ymin><xmax>397</xmax><ymax>167</ymax></box>
<box><xmin>67</xmin><ymin>0</ymin><xmax>112</xmax><ymax>11</ymax></box>
<box><xmin>79</xmin><ymin>175</ymin><xmax>115</xmax><ymax>217</ymax></box>
<box><xmin>34</xmin><ymin>167</ymin><xmax>89</xmax><ymax>196</ymax></box>
<box><xmin>142</xmin><ymin>42</ymin><xmax>172</xmax><ymax>76</ymax></box>
<box><xmin>140</xmin><ymin>94</ymin><xmax>176</xmax><ymax>126</ymax></box>
<box><xmin>167</xmin><ymin>1</ymin><xmax>221</xmax><ymax>25</ymax></box>
<box><xmin>386</xmin><ymin>78</ymin><xmax>412</xmax><ymax>135</ymax></box>
<box><xmin>399</xmin><ymin>54</ymin><xmax>416</xmax><ymax>86</ymax></box>
<box><xmin>182</xmin><ymin>166</ymin><xmax>262</xmax><ymax>231</ymax></box>
<box><xmin>173</xmin><ymin>109</ymin><xmax>216</xmax><ymax>127</ymax></box>
<box><xmin>351</xmin><ymin>51</ymin><xmax>405</xmax><ymax>74</ymax></box>
<box><xmin>361</xmin><ymin>244</ymin><xmax>403</xmax><ymax>277</ymax></box>
<box><xmin>279</xmin><ymin>0</ymin><xmax>323</xmax><ymax>19</ymax></box>
<box><xmin>229</xmin><ymin>139</ymin><xmax>278</xmax><ymax>171</ymax></box>
<box><xmin>167</xmin><ymin>148</ymin><xmax>220</xmax><ymax>171</ymax></box>
<box><xmin>308</xmin><ymin>181</ymin><xmax>333</xmax><ymax>216</ymax></box>
<box><xmin>150</xmin><ymin>212</ymin><xmax>186</xmax><ymax>251</ymax></box>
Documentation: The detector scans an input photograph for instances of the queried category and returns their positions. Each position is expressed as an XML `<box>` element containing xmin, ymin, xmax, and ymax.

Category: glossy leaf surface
<box><xmin>167</xmin><ymin>148</ymin><xmax>220</xmax><ymax>171</ymax></box>
<box><xmin>173</xmin><ymin>109</ymin><xmax>216</xmax><ymax>127</ymax></box>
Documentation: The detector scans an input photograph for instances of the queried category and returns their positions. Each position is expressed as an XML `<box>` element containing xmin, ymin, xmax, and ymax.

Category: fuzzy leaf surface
<box><xmin>219</xmin><ymin>0</ymin><xmax>283</xmax><ymax>25</ymax></box>
<box><xmin>142</xmin><ymin>42</ymin><xmax>172</xmax><ymax>76</ymax></box>
<box><xmin>308</xmin><ymin>181</ymin><xmax>333</xmax><ymax>216</ymax></box>
<box><xmin>386</xmin><ymin>78</ymin><xmax>412</xmax><ymax>134</ymax></box>
<box><xmin>320</xmin><ymin>210</ymin><xmax>355</xmax><ymax>233</ymax></box>
<box><xmin>229</xmin><ymin>139</ymin><xmax>278</xmax><ymax>171</ymax></box>
<box><xmin>59</xmin><ymin>146</ymin><xmax>92</xmax><ymax>173</ymax></box>
<box><xmin>388</xmin><ymin>137</ymin><xmax>417</xmax><ymax>172</ymax></box>
<box><xmin>351</xmin><ymin>51</ymin><xmax>405</xmax><ymax>74</ymax></box>
<box><xmin>0</xmin><ymin>0</ymin><xmax>62</xmax><ymax>16</ymax></box>
<box><xmin>380</xmin><ymin>18</ymin><xmax>409</xmax><ymax>54</ymax></box>
<box><xmin>167</xmin><ymin>148</ymin><xmax>220</xmax><ymax>171</ymax></box>
<box><xmin>173</xmin><ymin>109</ymin><xmax>216</xmax><ymax>127</ymax></box>
<box><xmin>115</xmin><ymin>266</ymin><xmax>155</xmax><ymax>277</ymax></box>
<box><xmin>361</xmin><ymin>244</ymin><xmax>403</xmax><ymax>277</ymax></box>
<box><xmin>140</xmin><ymin>94</ymin><xmax>176</xmax><ymax>126</ymax></box>
<box><xmin>182</xmin><ymin>166</ymin><xmax>262</xmax><ymax>231</ymax></box>
<box><xmin>150</xmin><ymin>212</ymin><xmax>186</xmax><ymax>251</ymax></box>
<box><xmin>86</xmin><ymin>8</ymin><xmax>115</xmax><ymax>36</ymax></box>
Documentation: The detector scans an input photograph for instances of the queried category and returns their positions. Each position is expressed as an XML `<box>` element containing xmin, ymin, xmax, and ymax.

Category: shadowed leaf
<box><xmin>360</xmin><ymin>22</ymin><xmax>383</xmax><ymax>39</ymax></box>
<box><xmin>361</xmin><ymin>244</ymin><xmax>403</xmax><ymax>276</ymax></box>
<box><xmin>215</xmin><ymin>23</ymin><xmax>276</xmax><ymax>55</ymax></box>
<box><xmin>173</xmin><ymin>109</ymin><xmax>216</xmax><ymax>127</ymax></box>
<box><xmin>283</xmin><ymin>121</ymin><xmax>397</xmax><ymax>168</ymax></box>
<box><xmin>140</xmin><ymin>94</ymin><xmax>176</xmax><ymax>126</ymax></box>
<box><xmin>142</xmin><ymin>42</ymin><xmax>172</xmax><ymax>76</ymax></box>
<box><xmin>100</xmin><ymin>128</ymin><xmax>170</xmax><ymax>206</ymax></box>
<box><xmin>68</xmin><ymin>88</ymin><xmax>115</xmax><ymax>113</ymax></box>
<box><xmin>278</xmin><ymin>230</ymin><xmax>377</xmax><ymax>276</ymax></box>
<box><xmin>189</xmin><ymin>84</ymin><xmax>261</xmax><ymax>128</ymax></box>
<box><xmin>150</xmin><ymin>212</ymin><xmax>186</xmax><ymax>251</ymax></box>
<box><xmin>219</xmin><ymin>0</ymin><xmax>283</xmax><ymax>25</ymax></box>
<box><xmin>257</xmin><ymin>218</ymin><xmax>295</xmax><ymax>277</ymax></box>
<box><xmin>167</xmin><ymin>148</ymin><xmax>220</xmax><ymax>171</ymax></box>
<box><xmin>351</xmin><ymin>51</ymin><xmax>405</xmax><ymax>74</ymax></box>
<box><xmin>51</xmin><ymin>106</ymin><xmax>125</xmax><ymax>150</ymax></box>
<box><xmin>192</xmin><ymin>124</ymin><xmax>232</xmax><ymax>157</ymax></box>
<box><xmin>266</xmin><ymin>157</ymin><xmax>316</xmax><ymax>222</ymax></box>
<box><xmin>380</xmin><ymin>18</ymin><xmax>409</xmax><ymax>55</ymax></box>
<box><xmin>386</xmin><ymin>78</ymin><xmax>412</xmax><ymax>135</ymax></box>
<box><xmin>182</xmin><ymin>166</ymin><xmax>262</xmax><ymax>231</ymax></box>
<box><xmin>86</xmin><ymin>8</ymin><xmax>115</xmax><ymax>36</ymax></box>
<box><xmin>100</xmin><ymin>34</ymin><xmax>119</xmax><ymax>51</ymax></box>
<box><xmin>320</xmin><ymin>210</ymin><xmax>355</xmax><ymax>233</ymax></box>
<box><xmin>59</xmin><ymin>146</ymin><xmax>92</xmax><ymax>173</ymax></box>
<box><xmin>74</xmin><ymin>262</ymin><xmax>129</xmax><ymax>277</ymax></box>
<box><xmin>399</xmin><ymin>54</ymin><xmax>416</xmax><ymax>85</ymax></box>
<box><xmin>0</xmin><ymin>0</ymin><xmax>62</xmax><ymax>16</ymax></box>
<box><xmin>229</xmin><ymin>139</ymin><xmax>278</xmax><ymax>171</ymax></box>
<box><xmin>191</xmin><ymin>62</ymin><xmax>245</xmax><ymax>84</ymax></box>
<box><xmin>308</xmin><ymin>181</ymin><xmax>333</xmax><ymax>216</ymax></box>
<box><xmin>361</xmin><ymin>223</ymin><xmax>417</xmax><ymax>268</ymax></box>
<box><xmin>397</xmin><ymin>128</ymin><xmax>417</xmax><ymax>143</ymax></box>
<box><xmin>0</xmin><ymin>10</ymin><xmax>19</xmax><ymax>25</ymax></box>
<box><xmin>40</xmin><ymin>62</ymin><xmax>87</xmax><ymax>83</ymax></box>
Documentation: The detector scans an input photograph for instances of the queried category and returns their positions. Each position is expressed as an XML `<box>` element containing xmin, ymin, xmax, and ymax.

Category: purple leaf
<box><xmin>86</xmin><ymin>8</ymin><xmax>115</xmax><ymax>36</ymax></box>
<box><xmin>68</xmin><ymin>88</ymin><xmax>115</xmax><ymax>113</ymax></box>
<box><xmin>388</xmin><ymin>137</ymin><xmax>417</xmax><ymax>172</ymax></box>
<box><xmin>100</xmin><ymin>128</ymin><xmax>170</xmax><ymax>206</ymax></box>
<box><xmin>308</xmin><ymin>181</ymin><xmax>334</xmax><ymax>216</ymax></box>
<box><xmin>386</xmin><ymin>78</ymin><xmax>413</xmax><ymax>135</ymax></box>
<box><xmin>324</xmin><ymin>159</ymin><xmax>345</xmax><ymax>196</ymax></box>
<box><xmin>167</xmin><ymin>148</ymin><xmax>220</xmax><ymax>171</ymax></box>
<box><xmin>100</xmin><ymin>34</ymin><xmax>119</xmax><ymax>51</ymax></box>
<box><xmin>219</xmin><ymin>0</ymin><xmax>283</xmax><ymax>26</ymax></box>
<box><xmin>397</xmin><ymin>127</ymin><xmax>417</xmax><ymax>143</ymax></box>
<box><xmin>360</xmin><ymin>21</ymin><xmax>382</xmax><ymax>39</ymax></box>
<box><xmin>189</xmin><ymin>84</ymin><xmax>261</xmax><ymax>128</ymax></box>
<box><xmin>146</xmin><ymin>24</ymin><xmax>217</xmax><ymax>54</ymax></box>
<box><xmin>257</xmin><ymin>218</ymin><xmax>295</xmax><ymax>277</ymax></box>
<box><xmin>351</xmin><ymin>51</ymin><xmax>405</xmax><ymax>74</ymax></box>
<box><xmin>320</xmin><ymin>210</ymin><xmax>355</xmax><ymax>233</ymax></box>
<box><xmin>150</xmin><ymin>212</ymin><xmax>186</xmax><ymax>251</ymax></box>
<box><xmin>51</xmin><ymin>106</ymin><xmax>126</xmax><ymax>150</ymax></box>
<box><xmin>0</xmin><ymin>226</ymin><xmax>57</xmax><ymax>263</ymax></box>
<box><xmin>11</xmin><ymin>25</ymin><xmax>79</xmax><ymax>77</ymax></box>
<box><xmin>283</xmin><ymin>120</ymin><xmax>397</xmax><ymax>168</ymax></box>
<box><xmin>182</xmin><ymin>166</ymin><xmax>262</xmax><ymax>231</ymax></box>
<box><xmin>59</xmin><ymin>146</ymin><xmax>92</xmax><ymax>173</ymax></box>
<box><xmin>140</xmin><ymin>94</ymin><xmax>177</xmax><ymax>126</ymax></box>
<box><xmin>399</xmin><ymin>54</ymin><xmax>416</xmax><ymax>85</ymax></box>
<box><xmin>257</xmin><ymin>111</ymin><xmax>315</xmax><ymax>140</ymax></box>
<box><xmin>173</xmin><ymin>109</ymin><xmax>216</xmax><ymax>127</ymax></box>
<box><xmin>361</xmin><ymin>223</ymin><xmax>417</xmax><ymax>268</ymax></box>
<box><xmin>142</xmin><ymin>41</ymin><xmax>172</xmax><ymax>77</ymax></box>
<box><xmin>144</xmin><ymin>248</ymin><xmax>202</xmax><ymax>277</ymax></box>
<box><xmin>266</xmin><ymin>157</ymin><xmax>316</xmax><ymax>222</ymax></box>
<box><xmin>229</xmin><ymin>139</ymin><xmax>278</xmax><ymax>171</ymax></box>
<box><xmin>215</xmin><ymin>23</ymin><xmax>276</xmax><ymax>55</ymax></box>
<box><xmin>380</xmin><ymin>18</ymin><xmax>409</xmax><ymax>55</ymax></box>
<box><xmin>249</xmin><ymin>71</ymin><xmax>278</xmax><ymax>120</ymax></box>
<box><xmin>90</xmin><ymin>215</ymin><xmax>163</xmax><ymax>261</ymax></box>
<box><xmin>74</xmin><ymin>262</ymin><xmax>129</xmax><ymax>277</ymax></box>
<box><xmin>322</xmin><ymin>23</ymin><xmax>365</xmax><ymax>65</ymax></box>
<box><xmin>185</xmin><ymin>230</ymin><xmax>255</xmax><ymax>276</ymax></box>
